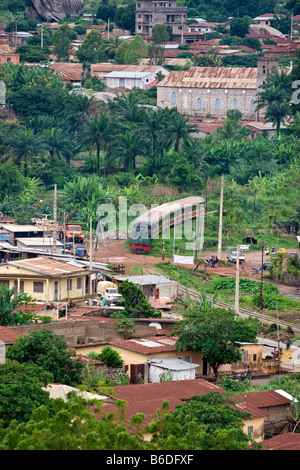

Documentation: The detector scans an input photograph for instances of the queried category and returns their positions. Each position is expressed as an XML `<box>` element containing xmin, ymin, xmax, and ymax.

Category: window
<box><xmin>253</xmin><ymin>354</ymin><xmax>257</xmax><ymax>361</ymax></box>
<box><xmin>185</xmin><ymin>357</ymin><xmax>192</xmax><ymax>363</ymax></box>
<box><xmin>250</xmin><ymin>99</ymin><xmax>255</xmax><ymax>112</ymax></box>
<box><xmin>248</xmin><ymin>426</ymin><xmax>254</xmax><ymax>436</ymax></box>
<box><xmin>215</xmin><ymin>98</ymin><xmax>220</xmax><ymax>111</ymax></box>
<box><xmin>67</xmin><ymin>279</ymin><xmax>72</xmax><ymax>291</ymax></box>
<box><xmin>242</xmin><ymin>349</ymin><xmax>249</xmax><ymax>362</ymax></box>
<box><xmin>119</xmin><ymin>78</ymin><xmax>125</xmax><ymax>87</ymax></box>
<box><xmin>171</xmin><ymin>91</ymin><xmax>176</xmax><ymax>104</ymax></box>
<box><xmin>233</xmin><ymin>98</ymin><xmax>238</xmax><ymax>109</ymax></box>
<box><xmin>0</xmin><ymin>280</ymin><xmax>9</xmax><ymax>287</ymax></box>
<box><xmin>197</xmin><ymin>97</ymin><xmax>202</xmax><ymax>111</ymax></box>
<box><xmin>77</xmin><ymin>278</ymin><xmax>82</xmax><ymax>290</ymax></box>
<box><xmin>33</xmin><ymin>281</ymin><xmax>44</xmax><ymax>293</ymax></box>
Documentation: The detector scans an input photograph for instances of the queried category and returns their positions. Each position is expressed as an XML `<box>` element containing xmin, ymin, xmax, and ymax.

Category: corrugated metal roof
<box><xmin>0</xmin><ymin>224</ymin><xmax>46</xmax><ymax>232</ymax></box>
<box><xmin>157</xmin><ymin>66</ymin><xmax>258</xmax><ymax>89</ymax></box>
<box><xmin>114</xmin><ymin>274</ymin><xmax>174</xmax><ymax>285</ymax></box>
<box><xmin>3</xmin><ymin>256</ymin><xmax>89</xmax><ymax>276</ymax></box>
<box><xmin>104</xmin><ymin>71</ymin><xmax>152</xmax><ymax>78</ymax></box>
<box><xmin>147</xmin><ymin>357</ymin><xmax>199</xmax><ymax>370</ymax></box>
<box><xmin>16</xmin><ymin>237</ymin><xmax>63</xmax><ymax>246</ymax></box>
<box><xmin>107</xmin><ymin>335</ymin><xmax>178</xmax><ymax>354</ymax></box>
<box><xmin>260</xmin><ymin>433</ymin><xmax>300</xmax><ymax>450</ymax></box>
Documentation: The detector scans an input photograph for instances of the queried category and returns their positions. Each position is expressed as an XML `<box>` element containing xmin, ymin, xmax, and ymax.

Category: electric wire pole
<box><xmin>218</xmin><ymin>175</ymin><xmax>224</xmax><ymax>261</ymax></box>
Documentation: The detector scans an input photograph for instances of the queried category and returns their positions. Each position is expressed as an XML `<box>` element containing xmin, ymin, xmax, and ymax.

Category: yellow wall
<box><xmin>74</xmin><ymin>343</ymin><xmax>204</xmax><ymax>376</ymax></box>
<box><xmin>243</xmin><ymin>417</ymin><xmax>265</xmax><ymax>443</ymax></box>
<box><xmin>0</xmin><ymin>275</ymin><xmax>86</xmax><ymax>302</ymax></box>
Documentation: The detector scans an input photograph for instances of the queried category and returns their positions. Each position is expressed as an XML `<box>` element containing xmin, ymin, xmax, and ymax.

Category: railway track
<box><xmin>144</xmin><ymin>265</ymin><xmax>300</xmax><ymax>334</ymax></box>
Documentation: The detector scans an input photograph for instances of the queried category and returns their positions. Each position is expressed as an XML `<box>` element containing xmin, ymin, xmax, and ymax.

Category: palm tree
<box><xmin>45</xmin><ymin>127</ymin><xmax>74</xmax><ymax>164</ymax></box>
<box><xmin>142</xmin><ymin>108</ymin><xmax>171</xmax><ymax>175</ymax></box>
<box><xmin>81</xmin><ymin>112</ymin><xmax>110</xmax><ymax>175</ymax></box>
<box><xmin>5</xmin><ymin>128</ymin><xmax>47</xmax><ymax>176</ymax></box>
<box><xmin>210</xmin><ymin>117</ymin><xmax>249</xmax><ymax>143</ymax></box>
<box><xmin>109</xmin><ymin>93</ymin><xmax>145</xmax><ymax>128</ymax></box>
<box><xmin>167</xmin><ymin>111</ymin><xmax>197</xmax><ymax>153</ymax></box>
<box><xmin>110</xmin><ymin>129</ymin><xmax>146</xmax><ymax>173</ymax></box>
<box><xmin>256</xmin><ymin>71</ymin><xmax>292</xmax><ymax>135</ymax></box>
<box><xmin>104</xmin><ymin>37</ymin><xmax>124</xmax><ymax>59</ymax></box>
<box><xmin>61</xmin><ymin>175</ymin><xmax>112</xmax><ymax>222</ymax></box>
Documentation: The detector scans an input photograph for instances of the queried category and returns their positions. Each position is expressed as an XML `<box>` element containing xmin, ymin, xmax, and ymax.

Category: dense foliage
<box><xmin>173</xmin><ymin>301</ymin><xmax>259</xmax><ymax>379</ymax></box>
<box><xmin>0</xmin><ymin>360</ymin><xmax>53</xmax><ymax>427</ymax></box>
<box><xmin>6</xmin><ymin>329</ymin><xmax>85</xmax><ymax>385</ymax></box>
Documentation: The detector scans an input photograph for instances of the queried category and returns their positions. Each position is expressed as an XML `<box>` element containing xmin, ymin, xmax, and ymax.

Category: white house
<box><xmin>103</xmin><ymin>71</ymin><xmax>155</xmax><ymax>90</ymax></box>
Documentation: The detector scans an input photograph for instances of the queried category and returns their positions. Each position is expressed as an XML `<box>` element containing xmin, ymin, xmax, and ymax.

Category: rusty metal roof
<box><xmin>260</xmin><ymin>433</ymin><xmax>300</xmax><ymax>450</ymax></box>
<box><xmin>4</xmin><ymin>256</ymin><xmax>89</xmax><ymax>277</ymax></box>
<box><xmin>0</xmin><ymin>326</ymin><xmax>25</xmax><ymax>344</ymax></box>
<box><xmin>157</xmin><ymin>66</ymin><xmax>258</xmax><ymax>89</ymax></box>
<box><xmin>95</xmin><ymin>379</ymin><xmax>224</xmax><ymax>429</ymax></box>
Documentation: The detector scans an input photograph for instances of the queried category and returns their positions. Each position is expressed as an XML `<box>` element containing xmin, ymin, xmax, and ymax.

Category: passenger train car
<box><xmin>130</xmin><ymin>196</ymin><xmax>205</xmax><ymax>254</ymax></box>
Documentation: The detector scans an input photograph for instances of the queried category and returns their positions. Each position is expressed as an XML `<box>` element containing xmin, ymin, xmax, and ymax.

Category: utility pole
<box><xmin>260</xmin><ymin>238</ymin><xmax>264</xmax><ymax>311</ymax></box>
<box><xmin>108</xmin><ymin>18</ymin><xmax>110</xmax><ymax>40</ymax></box>
<box><xmin>291</xmin><ymin>11</ymin><xmax>294</xmax><ymax>40</ymax></box>
<box><xmin>63</xmin><ymin>210</ymin><xmax>66</xmax><ymax>254</ymax></box>
<box><xmin>217</xmin><ymin>175</ymin><xmax>224</xmax><ymax>261</ymax></box>
<box><xmin>235</xmin><ymin>244</ymin><xmax>240</xmax><ymax>314</ymax></box>
<box><xmin>276</xmin><ymin>301</ymin><xmax>281</xmax><ymax>375</ymax></box>
<box><xmin>41</xmin><ymin>23</ymin><xmax>44</xmax><ymax>48</ymax></box>
<box><xmin>53</xmin><ymin>184</ymin><xmax>57</xmax><ymax>255</ymax></box>
<box><xmin>89</xmin><ymin>216</ymin><xmax>93</xmax><ymax>295</ymax></box>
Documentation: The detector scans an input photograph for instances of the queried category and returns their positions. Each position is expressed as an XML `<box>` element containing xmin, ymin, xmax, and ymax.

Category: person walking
<box><xmin>246</xmin><ymin>365</ymin><xmax>252</xmax><ymax>383</ymax></box>
<box><xmin>241</xmin><ymin>260</ymin><xmax>245</xmax><ymax>274</ymax></box>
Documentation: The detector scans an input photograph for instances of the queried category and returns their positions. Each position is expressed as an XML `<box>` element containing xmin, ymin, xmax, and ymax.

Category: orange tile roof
<box><xmin>0</xmin><ymin>325</ymin><xmax>25</xmax><ymax>344</ymax></box>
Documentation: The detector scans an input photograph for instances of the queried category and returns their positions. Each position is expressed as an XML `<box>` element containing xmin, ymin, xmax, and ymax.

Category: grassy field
<box><xmin>152</xmin><ymin>262</ymin><xmax>300</xmax><ymax>323</ymax></box>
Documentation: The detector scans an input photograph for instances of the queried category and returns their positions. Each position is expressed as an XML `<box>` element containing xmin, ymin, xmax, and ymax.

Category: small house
<box><xmin>15</xmin><ymin>237</ymin><xmax>64</xmax><ymax>255</ymax></box>
<box><xmin>0</xmin><ymin>256</ymin><xmax>95</xmax><ymax>302</ymax></box>
<box><xmin>113</xmin><ymin>274</ymin><xmax>177</xmax><ymax>302</ymax></box>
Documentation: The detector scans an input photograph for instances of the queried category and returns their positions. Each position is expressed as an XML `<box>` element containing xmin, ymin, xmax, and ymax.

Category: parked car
<box><xmin>226</xmin><ymin>251</ymin><xmax>245</xmax><ymax>264</ymax></box>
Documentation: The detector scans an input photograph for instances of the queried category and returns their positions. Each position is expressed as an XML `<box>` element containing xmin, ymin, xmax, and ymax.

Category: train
<box><xmin>130</xmin><ymin>196</ymin><xmax>205</xmax><ymax>254</ymax></box>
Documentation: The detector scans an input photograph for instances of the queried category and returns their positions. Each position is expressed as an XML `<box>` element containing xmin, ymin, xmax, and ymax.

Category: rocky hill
<box><xmin>26</xmin><ymin>0</ymin><xmax>85</xmax><ymax>22</ymax></box>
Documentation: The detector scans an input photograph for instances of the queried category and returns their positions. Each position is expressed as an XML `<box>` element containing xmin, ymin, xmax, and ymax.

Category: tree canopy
<box><xmin>6</xmin><ymin>329</ymin><xmax>85</xmax><ymax>386</ymax></box>
<box><xmin>173</xmin><ymin>298</ymin><xmax>259</xmax><ymax>379</ymax></box>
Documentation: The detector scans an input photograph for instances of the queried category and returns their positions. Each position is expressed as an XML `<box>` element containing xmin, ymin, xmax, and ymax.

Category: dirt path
<box><xmin>95</xmin><ymin>239</ymin><xmax>300</xmax><ymax>298</ymax></box>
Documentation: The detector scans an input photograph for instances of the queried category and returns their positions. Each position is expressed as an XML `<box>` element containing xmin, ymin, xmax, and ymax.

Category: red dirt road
<box><xmin>95</xmin><ymin>239</ymin><xmax>300</xmax><ymax>298</ymax></box>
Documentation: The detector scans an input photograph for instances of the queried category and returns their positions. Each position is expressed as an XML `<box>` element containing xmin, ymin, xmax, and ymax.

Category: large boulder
<box><xmin>249</xmin><ymin>24</ymin><xmax>285</xmax><ymax>38</ymax></box>
<box><xmin>27</xmin><ymin>0</ymin><xmax>85</xmax><ymax>22</ymax></box>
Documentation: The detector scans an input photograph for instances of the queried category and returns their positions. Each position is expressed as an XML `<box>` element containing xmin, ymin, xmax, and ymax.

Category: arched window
<box><xmin>233</xmin><ymin>98</ymin><xmax>238</xmax><ymax>109</ymax></box>
<box><xmin>215</xmin><ymin>98</ymin><xmax>220</xmax><ymax>111</ymax></box>
<box><xmin>250</xmin><ymin>99</ymin><xmax>255</xmax><ymax>112</ymax></box>
<box><xmin>171</xmin><ymin>91</ymin><xmax>176</xmax><ymax>104</ymax></box>
<box><xmin>197</xmin><ymin>97</ymin><xmax>202</xmax><ymax>111</ymax></box>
